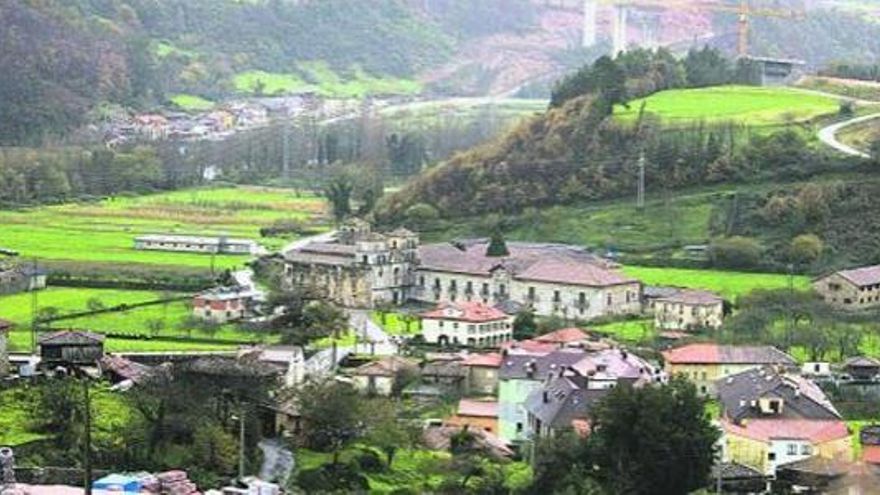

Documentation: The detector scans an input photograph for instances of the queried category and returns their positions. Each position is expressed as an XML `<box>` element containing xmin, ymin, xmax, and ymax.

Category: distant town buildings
<box><xmin>419</xmin><ymin>301</ymin><xmax>513</xmax><ymax>347</ymax></box>
<box><xmin>134</xmin><ymin>234</ymin><xmax>260</xmax><ymax>255</ymax></box>
<box><xmin>662</xmin><ymin>343</ymin><xmax>796</xmax><ymax>395</ymax></box>
<box><xmin>717</xmin><ymin>367</ymin><xmax>850</xmax><ymax>476</ymax></box>
<box><xmin>192</xmin><ymin>286</ymin><xmax>257</xmax><ymax>324</ymax></box>
<box><xmin>284</xmin><ymin>221</ymin><xmax>642</xmax><ymax>320</ymax></box>
<box><xmin>814</xmin><ymin>264</ymin><xmax>880</xmax><ymax>310</ymax></box>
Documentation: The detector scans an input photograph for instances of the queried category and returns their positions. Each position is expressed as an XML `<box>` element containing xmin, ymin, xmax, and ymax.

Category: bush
<box><xmin>789</xmin><ymin>234</ymin><xmax>824</xmax><ymax>265</ymax></box>
<box><xmin>294</xmin><ymin>463</ymin><xmax>370</xmax><ymax>493</ymax></box>
<box><xmin>708</xmin><ymin>236</ymin><xmax>763</xmax><ymax>269</ymax></box>
<box><xmin>404</xmin><ymin>202</ymin><xmax>440</xmax><ymax>225</ymax></box>
<box><xmin>355</xmin><ymin>449</ymin><xmax>385</xmax><ymax>473</ymax></box>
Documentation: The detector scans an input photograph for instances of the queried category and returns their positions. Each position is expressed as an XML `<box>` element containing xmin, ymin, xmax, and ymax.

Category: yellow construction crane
<box><xmin>591</xmin><ymin>0</ymin><xmax>806</xmax><ymax>57</ymax></box>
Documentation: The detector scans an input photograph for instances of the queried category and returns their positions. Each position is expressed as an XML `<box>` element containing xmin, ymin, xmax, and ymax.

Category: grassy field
<box><xmin>622</xmin><ymin>266</ymin><xmax>810</xmax><ymax>300</ymax></box>
<box><xmin>0</xmin><ymin>185</ymin><xmax>327</xmax><ymax>270</ymax></box>
<box><xmin>370</xmin><ymin>311</ymin><xmax>422</xmax><ymax>336</ymax></box>
<box><xmin>0</xmin><ymin>383</ymin><xmax>133</xmax><ymax>447</ymax></box>
<box><xmin>0</xmin><ymin>288</ymin><xmax>244</xmax><ymax>352</ymax></box>
<box><xmin>169</xmin><ymin>93</ymin><xmax>215</xmax><ymax>111</ymax></box>
<box><xmin>591</xmin><ymin>318</ymin><xmax>656</xmax><ymax>344</ymax></box>
<box><xmin>297</xmin><ymin>445</ymin><xmax>532</xmax><ymax>493</ymax></box>
<box><xmin>615</xmin><ymin>85</ymin><xmax>840</xmax><ymax>126</ymax></box>
<box><xmin>233</xmin><ymin>63</ymin><xmax>422</xmax><ymax>98</ymax></box>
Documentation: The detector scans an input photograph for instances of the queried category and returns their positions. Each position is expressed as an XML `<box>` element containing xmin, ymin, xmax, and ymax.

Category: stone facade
<box><xmin>285</xmin><ymin>226</ymin><xmax>642</xmax><ymax>320</ymax></box>
<box><xmin>653</xmin><ymin>289</ymin><xmax>724</xmax><ymax>331</ymax></box>
<box><xmin>813</xmin><ymin>267</ymin><xmax>880</xmax><ymax>310</ymax></box>
<box><xmin>284</xmin><ymin>223</ymin><xmax>419</xmax><ymax>308</ymax></box>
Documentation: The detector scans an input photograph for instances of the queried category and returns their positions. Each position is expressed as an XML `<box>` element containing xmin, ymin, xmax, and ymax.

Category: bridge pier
<box><xmin>582</xmin><ymin>0</ymin><xmax>598</xmax><ymax>47</ymax></box>
<box><xmin>612</xmin><ymin>5</ymin><xmax>628</xmax><ymax>55</ymax></box>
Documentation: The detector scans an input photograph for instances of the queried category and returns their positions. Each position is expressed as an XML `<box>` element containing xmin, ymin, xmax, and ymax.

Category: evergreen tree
<box><xmin>485</xmin><ymin>231</ymin><xmax>509</xmax><ymax>257</ymax></box>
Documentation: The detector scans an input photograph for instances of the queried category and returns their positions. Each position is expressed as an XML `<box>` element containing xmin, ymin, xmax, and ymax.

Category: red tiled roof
<box><xmin>420</xmin><ymin>301</ymin><xmax>509</xmax><ymax>323</ymax></box>
<box><xmin>663</xmin><ymin>344</ymin><xmax>794</xmax><ymax>365</ymax></box>
<box><xmin>656</xmin><ymin>289</ymin><xmax>723</xmax><ymax>305</ymax></box>
<box><xmin>836</xmin><ymin>264</ymin><xmax>880</xmax><ymax>287</ymax></box>
<box><xmin>461</xmin><ymin>353</ymin><xmax>503</xmax><ymax>368</ymax></box>
<box><xmin>722</xmin><ymin>418</ymin><xmax>849</xmax><ymax>444</ymax></box>
<box><xmin>534</xmin><ymin>327</ymin><xmax>589</xmax><ymax>344</ymax></box>
<box><xmin>863</xmin><ymin>445</ymin><xmax>880</xmax><ymax>465</ymax></box>
<box><xmin>457</xmin><ymin>399</ymin><xmax>498</xmax><ymax>418</ymax></box>
<box><xmin>516</xmin><ymin>258</ymin><xmax>636</xmax><ymax>287</ymax></box>
<box><xmin>500</xmin><ymin>339</ymin><xmax>559</xmax><ymax>355</ymax></box>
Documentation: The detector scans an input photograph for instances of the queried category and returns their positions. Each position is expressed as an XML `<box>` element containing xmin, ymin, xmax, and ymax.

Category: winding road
<box><xmin>817</xmin><ymin>112</ymin><xmax>880</xmax><ymax>158</ymax></box>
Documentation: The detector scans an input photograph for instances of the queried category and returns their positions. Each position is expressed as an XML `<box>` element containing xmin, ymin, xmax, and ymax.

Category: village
<box><xmin>3</xmin><ymin>219</ymin><xmax>880</xmax><ymax>494</ymax></box>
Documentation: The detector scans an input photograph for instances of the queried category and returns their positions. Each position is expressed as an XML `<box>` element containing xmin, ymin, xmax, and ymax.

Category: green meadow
<box><xmin>621</xmin><ymin>266</ymin><xmax>810</xmax><ymax>300</ymax></box>
<box><xmin>0</xmin><ymin>288</ymin><xmax>245</xmax><ymax>352</ymax></box>
<box><xmin>169</xmin><ymin>93</ymin><xmax>215</xmax><ymax>111</ymax></box>
<box><xmin>0</xmin><ymin>186</ymin><xmax>328</xmax><ymax>270</ymax></box>
<box><xmin>233</xmin><ymin>62</ymin><xmax>423</xmax><ymax>98</ymax></box>
<box><xmin>615</xmin><ymin>85</ymin><xmax>839</xmax><ymax>126</ymax></box>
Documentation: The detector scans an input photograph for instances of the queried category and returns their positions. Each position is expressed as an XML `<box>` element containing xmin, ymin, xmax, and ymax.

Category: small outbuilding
<box><xmin>844</xmin><ymin>356</ymin><xmax>880</xmax><ymax>382</ymax></box>
<box><xmin>38</xmin><ymin>330</ymin><xmax>105</xmax><ymax>367</ymax></box>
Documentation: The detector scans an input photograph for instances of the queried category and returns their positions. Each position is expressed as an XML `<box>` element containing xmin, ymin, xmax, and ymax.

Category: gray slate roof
<box><xmin>498</xmin><ymin>349</ymin><xmax>588</xmax><ymax>381</ymax></box>
<box><xmin>524</xmin><ymin>374</ymin><xmax>610</xmax><ymax>429</ymax></box>
<box><xmin>716</xmin><ymin>367</ymin><xmax>840</xmax><ymax>423</ymax></box>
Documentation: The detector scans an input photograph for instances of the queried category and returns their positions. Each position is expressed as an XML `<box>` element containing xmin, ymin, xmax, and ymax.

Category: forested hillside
<box><xmin>376</xmin><ymin>49</ymin><xmax>849</xmax><ymax>221</ymax></box>
<box><xmin>0</xmin><ymin>0</ymin><xmax>535</xmax><ymax>145</ymax></box>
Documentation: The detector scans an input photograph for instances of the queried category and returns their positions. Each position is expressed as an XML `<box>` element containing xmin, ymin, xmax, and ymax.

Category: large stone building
<box><xmin>283</xmin><ymin>222</ymin><xmax>419</xmax><ymax>307</ymax></box>
<box><xmin>283</xmin><ymin>223</ymin><xmax>642</xmax><ymax>319</ymax></box>
<box><xmin>813</xmin><ymin>264</ymin><xmax>880</xmax><ymax>310</ymax></box>
<box><xmin>653</xmin><ymin>289</ymin><xmax>724</xmax><ymax>331</ymax></box>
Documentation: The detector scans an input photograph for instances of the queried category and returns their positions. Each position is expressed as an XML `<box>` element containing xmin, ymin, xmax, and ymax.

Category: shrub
<box><xmin>708</xmin><ymin>236</ymin><xmax>763</xmax><ymax>269</ymax></box>
<box><xmin>294</xmin><ymin>463</ymin><xmax>370</xmax><ymax>492</ymax></box>
<box><xmin>355</xmin><ymin>449</ymin><xmax>385</xmax><ymax>473</ymax></box>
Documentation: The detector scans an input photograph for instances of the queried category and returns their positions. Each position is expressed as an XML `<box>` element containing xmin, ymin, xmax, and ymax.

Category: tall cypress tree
<box><xmin>486</xmin><ymin>231</ymin><xmax>509</xmax><ymax>257</ymax></box>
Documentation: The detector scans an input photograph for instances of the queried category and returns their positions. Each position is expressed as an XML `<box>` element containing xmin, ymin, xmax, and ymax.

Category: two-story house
<box><xmin>813</xmin><ymin>264</ymin><xmax>880</xmax><ymax>310</ymax></box>
<box><xmin>662</xmin><ymin>343</ymin><xmax>796</xmax><ymax>395</ymax></box>
<box><xmin>653</xmin><ymin>289</ymin><xmax>724</xmax><ymax>331</ymax></box>
<box><xmin>419</xmin><ymin>301</ymin><xmax>514</xmax><ymax>347</ymax></box>
<box><xmin>717</xmin><ymin>367</ymin><xmax>850</xmax><ymax>476</ymax></box>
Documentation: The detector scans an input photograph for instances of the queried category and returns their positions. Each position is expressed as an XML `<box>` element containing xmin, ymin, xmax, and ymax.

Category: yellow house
<box><xmin>662</xmin><ymin>343</ymin><xmax>796</xmax><ymax>395</ymax></box>
<box><xmin>717</xmin><ymin>367</ymin><xmax>851</xmax><ymax>476</ymax></box>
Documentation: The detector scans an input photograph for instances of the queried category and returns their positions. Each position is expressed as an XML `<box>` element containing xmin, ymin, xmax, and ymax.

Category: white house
<box><xmin>420</xmin><ymin>301</ymin><xmax>513</xmax><ymax>348</ymax></box>
<box><xmin>192</xmin><ymin>286</ymin><xmax>256</xmax><ymax>324</ymax></box>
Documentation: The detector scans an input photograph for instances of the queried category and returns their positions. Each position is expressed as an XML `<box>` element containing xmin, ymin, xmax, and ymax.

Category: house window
<box><xmin>801</xmin><ymin>445</ymin><xmax>812</xmax><ymax>455</ymax></box>
<box><xmin>528</xmin><ymin>287</ymin><xmax>536</xmax><ymax>300</ymax></box>
<box><xmin>450</xmin><ymin>280</ymin><xmax>457</xmax><ymax>292</ymax></box>
<box><xmin>419</xmin><ymin>276</ymin><xmax>425</xmax><ymax>287</ymax></box>
<box><xmin>606</xmin><ymin>293</ymin><xmax>612</xmax><ymax>306</ymax></box>
<box><xmin>466</xmin><ymin>281</ymin><xmax>473</xmax><ymax>293</ymax></box>
<box><xmin>768</xmin><ymin>453</ymin><xmax>776</xmax><ymax>462</ymax></box>
<box><xmin>787</xmin><ymin>444</ymin><xmax>798</xmax><ymax>456</ymax></box>
<box><xmin>553</xmin><ymin>290</ymin><xmax>561</xmax><ymax>303</ymax></box>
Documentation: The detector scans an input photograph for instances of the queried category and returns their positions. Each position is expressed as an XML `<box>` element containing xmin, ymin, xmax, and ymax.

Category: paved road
<box><xmin>350</xmin><ymin>309</ymin><xmax>399</xmax><ymax>356</ymax></box>
<box><xmin>817</xmin><ymin>112</ymin><xmax>880</xmax><ymax>158</ymax></box>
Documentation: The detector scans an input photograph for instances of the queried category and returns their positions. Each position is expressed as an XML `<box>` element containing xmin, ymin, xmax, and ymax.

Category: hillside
<box><xmin>376</xmin><ymin>51</ymin><xmax>855</xmax><ymax>222</ymax></box>
<box><xmin>0</xmin><ymin>0</ymin><xmax>534</xmax><ymax>145</ymax></box>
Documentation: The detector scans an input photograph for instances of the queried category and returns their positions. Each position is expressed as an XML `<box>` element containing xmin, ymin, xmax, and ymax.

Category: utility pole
<box><xmin>30</xmin><ymin>258</ymin><xmax>39</xmax><ymax>352</ymax></box>
<box><xmin>238</xmin><ymin>403</ymin><xmax>246</xmax><ymax>482</ymax></box>
<box><xmin>82</xmin><ymin>374</ymin><xmax>92</xmax><ymax>495</ymax></box>
<box><xmin>637</xmin><ymin>151</ymin><xmax>646</xmax><ymax>210</ymax></box>
<box><xmin>282</xmin><ymin>118</ymin><xmax>291</xmax><ymax>181</ymax></box>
